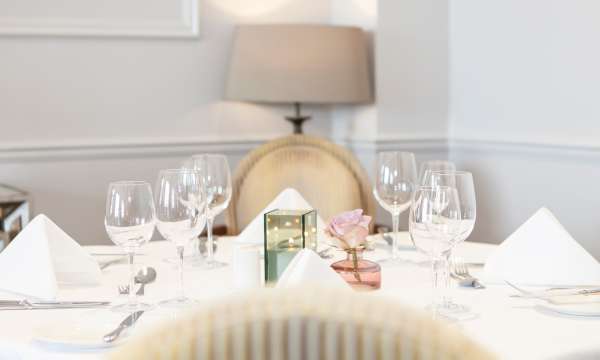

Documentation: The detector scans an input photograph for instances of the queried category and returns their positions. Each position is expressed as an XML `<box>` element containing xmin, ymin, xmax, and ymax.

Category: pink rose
<box><xmin>325</xmin><ymin>209</ymin><xmax>372</xmax><ymax>249</ymax></box>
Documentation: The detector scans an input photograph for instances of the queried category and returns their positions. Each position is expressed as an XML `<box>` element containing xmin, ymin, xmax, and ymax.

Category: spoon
<box><xmin>135</xmin><ymin>267</ymin><xmax>157</xmax><ymax>296</ymax></box>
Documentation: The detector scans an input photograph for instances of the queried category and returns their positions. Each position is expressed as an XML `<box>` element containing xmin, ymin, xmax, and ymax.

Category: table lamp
<box><xmin>225</xmin><ymin>24</ymin><xmax>372</xmax><ymax>134</ymax></box>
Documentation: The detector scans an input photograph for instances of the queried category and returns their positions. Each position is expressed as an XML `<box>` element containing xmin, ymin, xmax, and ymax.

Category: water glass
<box><xmin>409</xmin><ymin>185</ymin><xmax>462</xmax><ymax>317</ymax></box>
<box><xmin>105</xmin><ymin>181</ymin><xmax>156</xmax><ymax>312</ymax></box>
<box><xmin>185</xmin><ymin>154</ymin><xmax>232</xmax><ymax>269</ymax></box>
<box><xmin>373</xmin><ymin>151</ymin><xmax>417</xmax><ymax>262</ymax></box>
<box><xmin>155</xmin><ymin>169</ymin><xmax>206</xmax><ymax>307</ymax></box>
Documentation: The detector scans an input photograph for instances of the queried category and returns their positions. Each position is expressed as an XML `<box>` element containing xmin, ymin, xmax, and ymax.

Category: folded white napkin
<box><xmin>277</xmin><ymin>249</ymin><xmax>350</xmax><ymax>289</ymax></box>
<box><xmin>483</xmin><ymin>207</ymin><xmax>600</xmax><ymax>286</ymax></box>
<box><xmin>0</xmin><ymin>214</ymin><xmax>102</xmax><ymax>300</ymax></box>
<box><xmin>236</xmin><ymin>188</ymin><xmax>326</xmax><ymax>245</ymax></box>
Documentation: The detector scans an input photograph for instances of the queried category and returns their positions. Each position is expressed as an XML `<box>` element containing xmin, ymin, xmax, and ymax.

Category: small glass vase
<box><xmin>331</xmin><ymin>249</ymin><xmax>381</xmax><ymax>290</ymax></box>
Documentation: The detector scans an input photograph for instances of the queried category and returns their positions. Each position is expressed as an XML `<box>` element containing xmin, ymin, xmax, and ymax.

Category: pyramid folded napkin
<box><xmin>277</xmin><ymin>249</ymin><xmax>350</xmax><ymax>289</ymax></box>
<box><xmin>483</xmin><ymin>207</ymin><xmax>600</xmax><ymax>286</ymax></box>
<box><xmin>0</xmin><ymin>214</ymin><xmax>102</xmax><ymax>300</ymax></box>
<box><xmin>235</xmin><ymin>188</ymin><xmax>326</xmax><ymax>245</ymax></box>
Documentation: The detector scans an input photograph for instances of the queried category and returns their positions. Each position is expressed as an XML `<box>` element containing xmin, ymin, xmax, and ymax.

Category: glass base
<box><xmin>200</xmin><ymin>259</ymin><xmax>228</xmax><ymax>270</ymax></box>
<box><xmin>426</xmin><ymin>302</ymin><xmax>477</xmax><ymax>322</ymax></box>
<box><xmin>159</xmin><ymin>296</ymin><xmax>198</xmax><ymax>308</ymax></box>
<box><xmin>110</xmin><ymin>301</ymin><xmax>154</xmax><ymax>313</ymax></box>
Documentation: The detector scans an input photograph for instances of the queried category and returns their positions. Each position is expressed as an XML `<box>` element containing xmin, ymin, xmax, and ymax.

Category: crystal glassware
<box><xmin>409</xmin><ymin>185</ymin><xmax>462</xmax><ymax>318</ymax></box>
<box><xmin>155</xmin><ymin>169</ymin><xmax>206</xmax><ymax>307</ymax></box>
<box><xmin>185</xmin><ymin>154</ymin><xmax>232</xmax><ymax>269</ymax></box>
<box><xmin>105</xmin><ymin>181</ymin><xmax>156</xmax><ymax>313</ymax></box>
<box><xmin>373</xmin><ymin>151</ymin><xmax>417</xmax><ymax>263</ymax></box>
<box><xmin>428</xmin><ymin>170</ymin><xmax>477</xmax><ymax>313</ymax></box>
<box><xmin>418</xmin><ymin>160</ymin><xmax>456</xmax><ymax>185</ymax></box>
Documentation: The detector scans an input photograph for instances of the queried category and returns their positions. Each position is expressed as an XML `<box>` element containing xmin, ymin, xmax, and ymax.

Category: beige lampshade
<box><xmin>225</xmin><ymin>24</ymin><xmax>372</xmax><ymax>104</ymax></box>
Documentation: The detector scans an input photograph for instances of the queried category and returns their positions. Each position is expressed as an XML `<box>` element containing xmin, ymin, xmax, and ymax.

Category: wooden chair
<box><xmin>225</xmin><ymin>134</ymin><xmax>376</xmax><ymax>234</ymax></box>
<box><xmin>110</xmin><ymin>287</ymin><xmax>495</xmax><ymax>360</ymax></box>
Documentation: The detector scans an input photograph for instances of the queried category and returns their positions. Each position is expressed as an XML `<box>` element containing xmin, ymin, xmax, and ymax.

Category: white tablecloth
<box><xmin>1</xmin><ymin>236</ymin><xmax>599</xmax><ymax>360</ymax></box>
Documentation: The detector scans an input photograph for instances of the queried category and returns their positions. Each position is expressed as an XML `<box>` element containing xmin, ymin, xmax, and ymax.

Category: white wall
<box><xmin>449</xmin><ymin>0</ymin><xmax>600</xmax><ymax>258</ymax></box>
<box><xmin>0</xmin><ymin>0</ymin><xmax>337</xmax><ymax>245</ymax></box>
<box><xmin>0</xmin><ymin>0</ymin><xmax>332</xmax><ymax>145</ymax></box>
<box><xmin>377</xmin><ymin>0</ymin><xmax>449</xmax><ymax>140</ymax></box>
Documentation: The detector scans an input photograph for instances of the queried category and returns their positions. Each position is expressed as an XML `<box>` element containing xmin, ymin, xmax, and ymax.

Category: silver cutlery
<box><xmin>91</xmin><ymin>253</ymin><xmax>146</xmax><ymax>257</ymax></box>
<box><xmin>118</xmin><ymin>267</ymin><xmax>158</xmax><ymax>296</ymax></box>
<box><xmin>135</xmin><ymin>267</ymin><xmax>157</xmax><ymax>296</ymax></box>
<box><xmin>506</xmin><ymin>281</ymin><xmax>600</xmax><ymax>299</ymax></box>
<box><xmin>103</xmin><ymin>310</ymin><xmax>145</xmax><ymax>343</ymax></box>
<box><xmin>451</xmin><ymin>259</ymin><xmax>485</xmax><ymax>289</ymax></box>
<box><xmin>100</xmin><ymin>258</ymin><xmax>126</xmax><ymax>270</ymax></box>
<box><xmin>0</xmin><ymin>300</ymin><xmax>109</xmax><ymax>310</ymax></box>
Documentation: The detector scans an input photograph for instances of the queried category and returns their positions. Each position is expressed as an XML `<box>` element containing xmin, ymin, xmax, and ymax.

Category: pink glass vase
<box><xmin>331</xmin><ymin>249</ymin><xmax>381</xmax><ymax>290</ymax></box>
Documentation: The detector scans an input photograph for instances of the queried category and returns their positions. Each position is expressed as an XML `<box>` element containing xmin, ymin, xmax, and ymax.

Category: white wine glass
<box><xmin>186</xmin><ymin>154</ymin><xmax>231</xmax><ymax>269</ymax></box>
<box><xmin>155</xmin><ymin>169</ymin><xmax>206</xmax><ymax>307</ymax></box>
<box><xmin>105</xmin><ymin>181</ymin><xmax>156</xmax><ymax>313</ymax></box>
<box><xmin>418</xmin><ymin>160</ymin><xmax>456</xmax><ymax>185</ymax></box>
<box><xmin>373</xmin><ymin>151</ymin><xmax>417</xmax><ymax>263</ymax></box>
<box><xmin>429</xmin><ymin>170</ymin><xmax>477</xmax><ymax>314</ymax></box>
<box><xmin>409</xmin><ymin>185</ymin><xmax>462</xmax><ymax>318</ymax></box>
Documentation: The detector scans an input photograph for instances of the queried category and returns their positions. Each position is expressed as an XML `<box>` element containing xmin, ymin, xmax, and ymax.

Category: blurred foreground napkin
<box><xmin>0</xmin><ymin>214</ymin><xmax>102</xmax><ymax>300</ymax></box>
<box><xmin>483</xmin><ymin>207</ymin><xmax>600</xmax><ymax>286</ymax></box>
<box><xmin>236</xmin><ymin>188</ymin><xmax>326</xmax><ymax>245</ymax></box>
<box><xmin>277</xmin><ymin>249</ymin><xmax>350</xmax><ymax>289</ymax></box>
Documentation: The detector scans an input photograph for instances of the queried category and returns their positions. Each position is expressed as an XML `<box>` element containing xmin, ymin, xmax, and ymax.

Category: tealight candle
<box><xmin>263</xmin><ymin>209</ymin><xmax>317</xmax><ymax>283</ymax></box>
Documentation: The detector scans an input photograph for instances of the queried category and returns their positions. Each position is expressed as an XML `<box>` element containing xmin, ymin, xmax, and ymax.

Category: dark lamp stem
<box><xmin>285</xmin><ymin>102</ymin><xmax>311</xmax><ymax>134</ymax></box>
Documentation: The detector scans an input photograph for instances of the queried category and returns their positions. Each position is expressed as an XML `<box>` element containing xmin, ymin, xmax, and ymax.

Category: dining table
<box><xmin>1</xmin><ymin>234</ymin><xmax>599</xmax><ymax>360</ymax></box>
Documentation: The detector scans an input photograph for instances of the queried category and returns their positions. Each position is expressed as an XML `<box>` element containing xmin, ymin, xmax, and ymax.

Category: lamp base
<box><xmin>285</xmin><ymin>115</ymin><xmax>311</xmax><ymax>134</ymax></box>
<box><xmin>286</xmin><ymin>102</ymin><xmax>311</xmax><ymax>134</ymax></box>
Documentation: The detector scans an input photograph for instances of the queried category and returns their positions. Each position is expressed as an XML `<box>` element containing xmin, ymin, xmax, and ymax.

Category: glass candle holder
<box><xmin>264</xmin><ymin>209</ymin><xmax>317</xmax><ymax>283</ymax></box>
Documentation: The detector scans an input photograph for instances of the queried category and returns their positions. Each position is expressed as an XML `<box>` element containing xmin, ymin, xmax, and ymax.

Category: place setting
<box><xmin>0</xmin><ymin>151</ymin><xmax>600</xmax><ymax>359</ymax></box>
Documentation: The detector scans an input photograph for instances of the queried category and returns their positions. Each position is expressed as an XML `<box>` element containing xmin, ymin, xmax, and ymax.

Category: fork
<box><xmin>452</xmin><ymin>258</ymin><xmax>485</xmax><ymax>289</ymax></box>
<box><xmin>118</xmin><ymin>285</ymin><xmax>146</xmax><ymax>296</ymax></box>
<box><xmin>118</xmin><ymin>285</ymin><xmax>130</xmax><ymax>295</ymax></box>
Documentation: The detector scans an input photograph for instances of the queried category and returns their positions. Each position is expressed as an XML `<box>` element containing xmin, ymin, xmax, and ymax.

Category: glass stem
<box><xmin>391</xmin><ymin>212</ymin><xmax>400</xmax><ymax>259</ymax></box>
<box><xmin>206</xmin><ymin>216</ymin><xmax>214</xmax><ymax>265</ymax></box>
<box><xmin>190</xmin><ymin>237</ymin><xmax>200</xmax><ymax>257</ymax></box>
<box><xmin>443</xmin><ymin>251</ymin><xmax>452</xmax><ymax>306</ymax></box>
<box><xmin>128</xmin><ymin>251</ymin><xmax>136</xmax><ymax>307</ymax></box>
<box><xmin>177</xmin><ymin>246</ymin><xmax>185</xmax><ymax>300</ymax></box>
<box><xmin>431</xmin><ymin>256</ymin><xmax>448</xmax><ymax>314</ymax></box>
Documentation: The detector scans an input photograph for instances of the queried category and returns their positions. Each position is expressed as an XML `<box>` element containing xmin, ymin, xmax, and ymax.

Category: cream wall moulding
<box><xmin>0</xmin><ymin>0</ymin><xmax>200</xmax><ymax>38</ymax></box>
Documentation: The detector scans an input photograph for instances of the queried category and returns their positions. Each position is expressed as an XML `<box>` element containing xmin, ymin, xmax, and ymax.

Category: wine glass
<box><xmin>105</xmin><ymin>181</ymin><xmax>156</xmax><ymax>313</ymax></box>
<box><xmin>373</xmin><ymin>151</ymin><xmax>417</xmax><ymax>262</ymax></box>
<box><xmin>155</xmin><ymin>169</ymin><xmax>206</xmax><ymax>307</ymax></box>
<box><xmin>185</xmin><ymin>154</ymin><xmax>232</xmax><ymax>269</ymax></box>
<box><xmin>429</xmin><ymin>171</ymin><xmax>476</xmax><ymax>244</ymax></box>
<box><xmin>418</xmin><ymin>160</ymin><xmax>456</xmax><ymax>185</ymax></box>
<box><xmin>409</xmin><ymin>185</ymin><xmax>462</xmax><ymax>318</ymax></box>
<box><xmin>429</xmin><ymin>171</ymin><xmax>477</xmax><ymax>313</ymax></box>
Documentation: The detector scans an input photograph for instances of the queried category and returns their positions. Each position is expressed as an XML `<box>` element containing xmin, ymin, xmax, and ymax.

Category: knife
<box><xmin>506</xmin><ymin>281</ymin><xmax>600</xmax><ymax>299</ymax></box>
<box><xmin>0</xmin><ymin>300</ymin><xmax>109</xmax><ymax>310</ymax></box>
<box><xmin>103</xmin><ymin>310</ymin><xmax>145</xmax><ymax>343</ymax></box>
